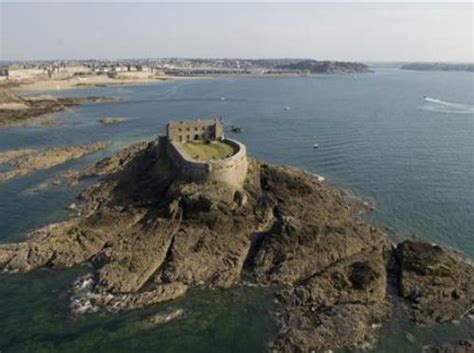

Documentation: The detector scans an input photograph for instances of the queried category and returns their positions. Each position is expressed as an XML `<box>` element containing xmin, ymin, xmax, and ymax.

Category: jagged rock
<box><xmin>0</xmin><ymin>140</ymin><xmax>473</xmax><ymax>352</ymax></box>
<box><xmin>91</xmin><ymin>283</ymin><xmax>188</xmax><ymax>310</ymax></box>
<box><xmin>423</xmin><ymin>340</ymin><xmax>474</xmax><ymax>353</ymax></box>
<box><xmin>0</xmin><ymin>141</ymin><xmax>111</xmax><ymax>183</ymax></box>
<box><xmin>396</xmin><ymin>241</ymin><xmax>474</xmax><ymax>324</ymax></box>
<box><xmin>272</xmin><ymin>248</ymin><xmax>390</xmax><ymax>352</ymax></box>
<box><xmin>141</xmin><ymin>308</ymin><xmax>185</xmax><ymax>327</ymax></box>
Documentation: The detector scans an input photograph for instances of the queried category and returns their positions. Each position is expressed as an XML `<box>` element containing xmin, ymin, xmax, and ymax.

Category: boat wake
<box><xmin>421</xmin><ymin>97</ymin><xmax>474</xmax><ymax>115</ymax></box>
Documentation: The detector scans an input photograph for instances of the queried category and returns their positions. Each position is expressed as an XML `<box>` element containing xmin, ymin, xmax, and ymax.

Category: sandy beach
<box><xmin>10</xmin><ymin>75</ymin><xmax>175</xmax><ymax>92</ymax></box>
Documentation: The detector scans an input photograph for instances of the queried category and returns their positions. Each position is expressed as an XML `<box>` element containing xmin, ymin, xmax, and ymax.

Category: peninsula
<box><xmin>0</xmin><ymin>120</ymin><xmax>472</xmax><ymax>352</ymax></box>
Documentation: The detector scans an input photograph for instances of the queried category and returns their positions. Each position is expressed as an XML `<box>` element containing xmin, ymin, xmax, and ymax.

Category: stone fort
<box><xmin>161</xmin><ymin>119</ymin><xmax>248</xmax><ymax>187</ymax></box>
<box><xmin>167</xmin><ymin>119</ymin><xmax>224</xmax><ymax>143</ymax></box>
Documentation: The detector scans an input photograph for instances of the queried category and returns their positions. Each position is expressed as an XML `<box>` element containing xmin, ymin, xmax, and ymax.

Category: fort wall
<box><xmin>162</xmin><ymin>137</ymin><xmax>248</xmax><ymax>187</ymax></box>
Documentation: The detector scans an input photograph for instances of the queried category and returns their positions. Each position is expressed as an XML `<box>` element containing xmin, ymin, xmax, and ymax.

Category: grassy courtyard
<box><xmin>181</xmin><ymin>140</ymin><xmax>235</xmax><ymax>161</ymax></box>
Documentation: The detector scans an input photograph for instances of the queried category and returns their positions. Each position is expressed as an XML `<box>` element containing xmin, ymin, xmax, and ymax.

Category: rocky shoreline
<box><xmin>423</xmin><ymin>340</ymin><xmax>474</xmax><ymax>353</ymax></box>
<box><xmin>0</xmin><ymin>141</ymin><xmax>111</xmax><ymax>183</ymax></box>
<box><xmin>0</xmin><ymin>140</ymin><xmax>472</xmax><ymax>352</ymax></box>
<box><xmin>0</xmin><ymin>88</ymin><xmax>118</xmax><ymax>127</ymax></box>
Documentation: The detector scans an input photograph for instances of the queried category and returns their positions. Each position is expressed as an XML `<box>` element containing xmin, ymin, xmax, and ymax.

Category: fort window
<box><xmin>194</xmin><ymin>134</ymin><xmax>199</xmax><ymax>140</ymax></box>
<box><xmin>186</xmin><ymin>135</ymin><xmax>190</xmax><ymax>140</ymax></box>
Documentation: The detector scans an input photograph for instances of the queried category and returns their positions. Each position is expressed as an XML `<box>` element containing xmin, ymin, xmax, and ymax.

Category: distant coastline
<box><xmin>400</xmin><ymin>62</ymin><xmax>474</xmax><ymax>72</ymax></box>
<box><xmin>0</xmin><ymin>58</ymin><xmax>372</xmax><ymax>92</ymax></box>
<box><xmin>277</xmin><ymin>59</ymin><xmax>371</xmax><ymax>74</ymax></box>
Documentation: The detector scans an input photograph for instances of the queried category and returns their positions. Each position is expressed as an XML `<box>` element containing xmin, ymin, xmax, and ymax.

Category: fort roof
<box><xmin>167</xmin><ymin>118</ymin><xmax>220</xmax><ymax>126</ymax></box>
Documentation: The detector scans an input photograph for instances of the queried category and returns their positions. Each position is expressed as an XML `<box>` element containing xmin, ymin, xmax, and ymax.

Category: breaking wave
<box><xmin>421</xmin><ymin>97</ymin><xmax>474</xmax><ymax>114</ymax></box>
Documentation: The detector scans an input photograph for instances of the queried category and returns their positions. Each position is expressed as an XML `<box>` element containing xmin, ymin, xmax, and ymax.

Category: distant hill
<box><xmin>400</xmin><ymin>63</ymin><xmax>474</xmax><ymax>72</ymax></box>
<box><xmin>278</xmin><ymin>60</ymin><xmax>371</xmax><ymax>74</ymax></box>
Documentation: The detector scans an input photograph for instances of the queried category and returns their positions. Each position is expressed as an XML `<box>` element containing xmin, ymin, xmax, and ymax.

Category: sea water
<box><xmin>0</xmin><ymin>69</ymin><xmax>473</xmax><ymax>352</ymax></box>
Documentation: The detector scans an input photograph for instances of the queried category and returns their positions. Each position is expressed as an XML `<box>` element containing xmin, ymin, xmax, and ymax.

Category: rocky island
<box><xmin>0</xmin><ymin>120</ymin><xmax>472</xmax><ymax>352</ymax></box>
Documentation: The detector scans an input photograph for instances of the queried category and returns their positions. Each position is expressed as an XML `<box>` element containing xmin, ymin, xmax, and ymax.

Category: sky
<box><xmin>0</xmin><ymin>2</ymin><xmax>472</xmax><ymax>62</ymax></box>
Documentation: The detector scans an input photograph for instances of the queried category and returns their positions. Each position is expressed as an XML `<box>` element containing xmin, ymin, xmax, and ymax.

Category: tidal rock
<box><xmin>99</xmin><ymin>117</ymin><xmax>125</xmax><ymax>125</ymax></box>
<box><xmin>272</xmin><ymin>249</ymin><xmax>390</xmax><ymax>352</ymax></box>
<box><xmin>423</xmin><ymin>340</ymin><xmax>474</xmax><ymax>353</ymax></box>
<box><xmin>0</xmin><ymin>88</ymin><xmax>118</xmax><ymax>127</ymax></box>
<box><xmin>91</xmin><ymin>283</ymin><xmax>188</xmax><ymax>310</ymax></box>
<box><xmin>141</xmin><ymin>308</ymin><xmax>185</xmax><ymax>327</ymax></box>
<box><xmin>0</xmin><ymin>141</ymin><xmax>111</xmax><ymax>183</ymax></box>
<box><xmin>396</xmin><ymin>241</ymin><xmax>474</xmax><ymax>324</ymax></box>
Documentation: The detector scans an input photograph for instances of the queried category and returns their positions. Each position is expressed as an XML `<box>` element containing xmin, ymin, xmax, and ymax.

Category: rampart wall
<box><xmin>162</xmin><ymin>137</ymin><xmax>248</xmax><ymax>187</ymax></box>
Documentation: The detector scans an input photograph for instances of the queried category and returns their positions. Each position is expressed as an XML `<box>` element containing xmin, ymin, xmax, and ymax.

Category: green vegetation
<box><xmin>278</xmin><ymin>60</ymin><xmax>371</xmax><ymax>73</ymax></box>
<box><xmin>181</xmin><ymin>141</ymin><xmax>235</xmax><ymax>161</ymax></box>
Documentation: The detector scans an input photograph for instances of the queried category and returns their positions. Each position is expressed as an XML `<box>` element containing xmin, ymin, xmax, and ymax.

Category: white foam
<box><xmin>70</xmin><ymin>274</ymin><xmax>102</xmax><ymax>315</ymax></box>
<box><xmin>421</xmin><ymin>97</ymin><xmax>474</xmax><ymax>114</ymax></box>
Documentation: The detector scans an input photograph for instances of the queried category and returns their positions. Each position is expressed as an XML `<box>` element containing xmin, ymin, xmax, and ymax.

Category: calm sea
<box><xmin>0</xmin><ymin>69</ymin><xmax>473</xmax><ymax>352</ymax></box>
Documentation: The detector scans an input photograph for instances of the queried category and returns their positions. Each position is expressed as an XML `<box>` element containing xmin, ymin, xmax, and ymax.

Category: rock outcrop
<box><xmin>0</xmin><ymin>140</ymin><xmax>472</xmax><ymax>352</ymax></box>
<box><xmin>99</xmin><ymin>117</ymin><xmax>125</xmax><ymax>125</ymax></box>
<box><xmin>396</xmin><ymin>241</ymin><xmax>474</xmax><ymax>325</ymax></box>
<box><xmin>0</xmin><ymin>88</ymin><xmax>118</xmax><ymax>126</ymax></box>
<box><xmin>423</xmin><ymin>340</ymin><xmax>474</xmax><ymax>353</ymax></box>
<box><xmin>0</xmin><ymin>141</ymin><xmax>111</xmax><ymax>183</ymax></box>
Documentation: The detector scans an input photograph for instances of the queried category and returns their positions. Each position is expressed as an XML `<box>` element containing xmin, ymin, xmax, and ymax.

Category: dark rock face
<box><xmin>272</xmin><ymin>248</ymin><xmax>390</xmax><ymax>352</ymax></box>
<box><xmin>423</xmin><ymin>341</ymin><xmax>474</xmax><ymax>353</ymax></box>
<box><xmin>396</xmin><ymin>241</ymin><xmax>474</xmax><ymax>325</ymax></box>
<box><xmin>0</xmin><ymin>141</ymin><xmax>472</xmax><ymax>352</ymax></box>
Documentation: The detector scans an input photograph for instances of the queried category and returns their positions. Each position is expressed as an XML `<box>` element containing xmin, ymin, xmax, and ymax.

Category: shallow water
<box><xmin>1</xmin><ymin>69</ymin><xmax>473</xmax><ymax>352</ymax></box>
<box><xmin>0</xmin><ymin>267</ymin><xmax>277</xmax><ymax>353</ymax></box>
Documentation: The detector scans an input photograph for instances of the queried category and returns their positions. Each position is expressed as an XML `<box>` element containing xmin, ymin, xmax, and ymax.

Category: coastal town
<box><xmin>0</xmin><ymin>58</ymin><xmax>372</xmax><ymax>90</ymax></box>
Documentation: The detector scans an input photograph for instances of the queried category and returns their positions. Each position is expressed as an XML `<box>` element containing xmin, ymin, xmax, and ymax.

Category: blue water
<box><xmin>0</xmin><ymin>69</ymin><xmax>473</xmax><ymax>352</ymax></box>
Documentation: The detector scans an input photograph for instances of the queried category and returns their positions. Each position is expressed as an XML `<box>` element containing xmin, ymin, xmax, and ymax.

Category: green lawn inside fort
<box><xmin>181</xmin><ymin>140</ymin><xmax>235</xmax><ymax>161</ymax></box>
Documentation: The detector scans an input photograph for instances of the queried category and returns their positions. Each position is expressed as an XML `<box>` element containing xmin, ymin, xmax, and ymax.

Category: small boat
<box><xmin>313</xmin><ymin>143</ymin><xmax>319</xmax><ymax>149</ymax></box>
<box><xmin>220</xmin><ymin>97</ymin><xmax>226</xmax><ymax>101</ymax></box>
<box><xmin>231</xmin><ymin>125</ymin><xmax>242</xmax><ymax>133</ymax></box>
<box><xmin>284</xmin><ymin>106</ymin><xmax>291</xmax><ymax>111</ymax></box>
